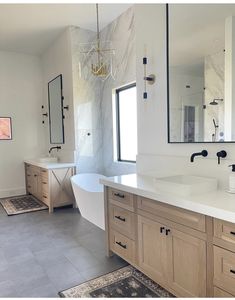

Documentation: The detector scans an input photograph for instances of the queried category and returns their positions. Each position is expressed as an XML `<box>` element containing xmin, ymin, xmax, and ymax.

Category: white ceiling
<box><xmin>0</xmin><ymin>4</ymin><xmax>132</xmax><ymax>55</ymax></box>
<box><xmin>170</xmin><ymin>4</ymin><xmax>235</xmax><ymax>67</ymax></box>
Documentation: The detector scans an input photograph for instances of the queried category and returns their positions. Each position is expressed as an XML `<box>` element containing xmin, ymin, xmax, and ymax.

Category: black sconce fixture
<box><xmin>143</xmin><ymin>57</ymin><xmax>155</xmax><ymax>99</ymax></box>
<box><xmin>41</xmin><ymin>105</ymin><xmax>48</xmax><ymax>124</ymax></box>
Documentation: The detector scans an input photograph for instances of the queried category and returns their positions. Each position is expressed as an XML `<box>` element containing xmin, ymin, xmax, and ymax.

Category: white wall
<box><xmin>135</xmin><ymin>4</ymin><xmax>235</xmax><ymax>190</ymax></box>
<box><xmin>0</xmin><ymin>51</ymin><xmax>44</xmax><ymax>197</ymax></box>
<box><xmin>41</xmin><ymin>28</ymin><xmax>75</xmax><ymax>162</ymax></box>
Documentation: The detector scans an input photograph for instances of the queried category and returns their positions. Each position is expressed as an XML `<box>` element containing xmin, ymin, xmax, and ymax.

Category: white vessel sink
<box><xmin>155</xmin><ymin>175</ymin><xmax>217</xmax><ymax>197</ymax></box>
<box><xmin>38</xmin><ymin>157</ymin><xmax>58</xmax><ymax>163</ymax></box>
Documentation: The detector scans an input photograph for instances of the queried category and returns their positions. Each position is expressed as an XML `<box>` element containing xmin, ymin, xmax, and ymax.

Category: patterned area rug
<box><xmin>0</xmin><ymin>195</ymin><xmax>48</xmax><ymax>216</ymax></box>
<box><xmin>59</xmin><ymin>266</ymin><xmax>174</xmax><ymax>298</ymax></box>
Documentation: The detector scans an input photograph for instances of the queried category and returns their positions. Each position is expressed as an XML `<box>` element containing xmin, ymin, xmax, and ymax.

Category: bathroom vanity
<box><xmin>24</xmin><ymin>160</ymin><xmax>76</xmax><ymax>212</ymax></box>
<box><xmin>101</xmin><ymin>174</ymin><xmax>235</xmax><ymax>298</ymax></box>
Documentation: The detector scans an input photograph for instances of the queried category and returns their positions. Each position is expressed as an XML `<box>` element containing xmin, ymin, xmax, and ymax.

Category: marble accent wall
<box><xmin>70</xmin><ymin>26</ymin><xmax>104</xmax><ymax>174</ymax></box>
<box><xmin>100</xmin><ymin>6</ymin><xmax>136</xmax><ymax>176</ymax></box>
<box><xmin>204</xmin><ymin>51</ymin><xmax>224</xmax><ymax>142</ymax></box>
<box><xmin>70</xmin><ymin>6</ymin><xmax>136</xmax><ymax>176</ymax></box>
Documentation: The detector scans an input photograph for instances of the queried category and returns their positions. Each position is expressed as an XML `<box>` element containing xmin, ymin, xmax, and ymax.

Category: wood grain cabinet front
<box><xmin>213</xmin><ymin>287</ymin><xmax>234</xmax><ymax>297</ymax></box>
<box><xmin>214</xmin><ymin>219</ymin><xmax>235</xmax><ymax>249</ymax></box>
<box><xmin>105</xmin><ymin>187</ymin><xmax>209</xmax><ymax>298</ymax></box>
<box><xmin>214</xmin><ymin>246</ymin><xmax>235</xmax><ymax>296</ymax></box>
<box><xmin>138</xmin><ymin>215</ymin><xmax>169</xmax><ymax>286</ymax></box>
<box><xmin>137</xmin><ymin>215</ymin><xmax>206</xmax><ymax>297</ymax></box>
<box><xmin>25</xmin><ymin>164</ymin><xmax>42</xmax><ymax>201</ymax></box>
<box><xmin>109</xmin><ymin>204</ymin><xmax>136</xmax><ymax>239</ymax></box>
<box><xmin>109</xmin><ymin>229</ymin><xmax>136</xmax><ymax>264</ymax></box>
<box><xmin>25</xmin><ymin>163</ymin><xmax>75</xmax><ymax>213</ymax></box>
<box><xmin>108</xmin><ymin>188</ymin><xmax>135</xmax><ymax>211</ymax></box>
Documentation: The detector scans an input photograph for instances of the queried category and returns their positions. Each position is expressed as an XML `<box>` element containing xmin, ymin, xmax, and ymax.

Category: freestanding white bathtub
<box><xmin>71</xmin><ymin>173</ymin><xmax>106</xmax><ymax>230</ymax></box>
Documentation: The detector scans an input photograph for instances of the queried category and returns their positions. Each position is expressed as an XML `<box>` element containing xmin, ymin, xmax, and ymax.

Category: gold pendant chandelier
<box><xmin>79</xmin><ymin>4</ymin><xmax>115</xmax><ymax>80</ymax></box>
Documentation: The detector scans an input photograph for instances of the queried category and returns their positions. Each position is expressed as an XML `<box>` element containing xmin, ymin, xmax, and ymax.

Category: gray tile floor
<box><xmin>0</xmin><ymin>205</ymin><xmax>127</xmax><ymax>297</ymax></box>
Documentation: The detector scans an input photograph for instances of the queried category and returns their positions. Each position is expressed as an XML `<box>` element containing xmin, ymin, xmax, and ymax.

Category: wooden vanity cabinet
<box><xmin>105</xmin><ymin>187</ymin><xmax>208</xmax><ymax>298</ymax></box>
<box><xmin>25</xmin><ymin>163</ymin><xmax>75</xmax><ymax>213</ymax></box>
<box><xmin>138</xmin><ymin>215</ymin><xmax>169</xmax><ymax>286</ymax></box>
<box><xmin>137</xmin><ymin>212</ymin><xmax>206</xmax><ymax>297</ymax></box>
<box><xmin>213</xmin><ymin>218</ymin><xmax>235</xmax><ymax>296</ymax></box>
<box><xmin>25</xmin><ymin>164</ymin><xmax>42</xmax><ymax>200</ymax></box>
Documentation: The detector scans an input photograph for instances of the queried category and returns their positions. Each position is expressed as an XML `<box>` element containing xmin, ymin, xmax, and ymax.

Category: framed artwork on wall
<box><xmin>0</xmin><ymin>117</ymin><xmax>12</xmax><ymax>140</ymax></box>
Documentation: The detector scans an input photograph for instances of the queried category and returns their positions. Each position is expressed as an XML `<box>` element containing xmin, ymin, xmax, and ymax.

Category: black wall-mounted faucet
<box><xmin>190</xmin><ymin>150</ymin><xmax>208</xmax><ymax>162</ymax></box>
<box><xmin>216</xmin><ymin>150</ymin><xmax>227</xmax><ymax>164</ymax></box>
<box><xmin>49</xmin><ymin>146</ymin><xmax>61</xmax><ymax>154</ymax></box>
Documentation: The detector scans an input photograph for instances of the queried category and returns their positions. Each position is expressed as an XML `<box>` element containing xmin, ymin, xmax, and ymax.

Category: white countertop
<box><xmin>100</xmin><ymin>173</ymin><xmax>235</xmax><ymax>223</ymax></box>
<box><xmin>24</xmin><ymin>160</ymin><xmax>76</xmax><ymax>170</ymax></box>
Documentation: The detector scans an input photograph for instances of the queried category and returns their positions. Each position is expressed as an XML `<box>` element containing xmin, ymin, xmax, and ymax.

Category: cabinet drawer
<box><xmin>109</xmin><ymin>204</ymin><xmax>135</xmax><ymax>239</ymax></box>
<box><xmin>41</xmin><ymin>180</ymin><xmax>49</xmax><ymax>194</ymax></box>
<box><xmin>137</xmin><ymin>196</ymin><xmax>205</xmax><ymax>232</ymax></box>
<box><xmin>25</xmin><ymin>164</ymin><xmax>32</xmax><ymax>172</ymax></box>
<box><xmin>40</xmin><ymin>169</ymin><xmax>48</xmax><ymax>181</ymax></box>
<box><xmin>214</xmin><ymin>219</ymin><xmax>235</xmax><ymax>246</ymax></box>
<box><xmin>214</xmin><ymin>246</ymin><xmax>235</xmax><ymax>295</ymax></box>
<box><xmin>214</xmin><ymin>287</ymin><xmax>234</xmax><ymax>297</ymax></box>
<box><xmin>108</xmin><ymin>188</ymin><xmax>134</xmax><ymax>211</ymax></box>
<box><xmin>27</xmin><ymin>184</ymin><xmax>33</xmax><ymax>194</ymax></box>
<box><xmin>109</xmin><ymin>229</ymin><xmax>135</xmax><ymax>263</ymax></box>
<box><xmin>41</xmin><ymin>193</ymin><xmax>49</xmax><ymax>206</ymax></box>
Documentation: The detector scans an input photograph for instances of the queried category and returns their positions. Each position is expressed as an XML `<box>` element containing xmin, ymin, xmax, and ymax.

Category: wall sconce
<box><xmin>143</xmin><ymin>56</ymin><xmax>156</xmax><ymax>99</ymax></box>
<box><xmin>41</xmin><ymin>105</ymin><xmax>48</xmax><ymax>124</ymax></box>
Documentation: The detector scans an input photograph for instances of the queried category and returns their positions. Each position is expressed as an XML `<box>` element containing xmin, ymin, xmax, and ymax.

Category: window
<box><xmin>116</xmin><ymin>83</ymin><xmax>137</xmax><ymax>162</ymax></box>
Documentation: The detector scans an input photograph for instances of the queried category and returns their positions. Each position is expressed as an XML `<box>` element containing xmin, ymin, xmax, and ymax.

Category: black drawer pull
<box><xmin>116</xmin><ymin>241</ymin><xmax>127</xmax><ymax>249</ymax></box>
<box><xmin>160</xmin><ymin>226</ymin><xmax>165</xmax><ymax>233</ymax></box>
<box><xmin>230</xmin><ymin>231</ymin><xmax>235</xmax><ymax>236</ymax></box>
<box><xmin>115</xmin><ymin>215</ymin><xmax>126</xmax><ymax>222</ymax></box>
<box><xmin>114</xmin><ymin>193</ymin><xmax>125</xmax><ymax>198</ymax></box>
<box><xmin>43</xmin><ymin>195</ymin><xmax>47</xmax><ymax>199</ymax></box>
<box><xmin>166</xmin><ymin>229</ymin><xmax>171</xmax><ymax>236</ymax></box>
<box><xmin>230</xmin><ymin>269</ymin><xmax>235</xmax><ymax>274</ymax></box>
<box><xmin>42</xmin><ymin>182</ymin><xmax>47</xmax><ymax>185</ymax></box>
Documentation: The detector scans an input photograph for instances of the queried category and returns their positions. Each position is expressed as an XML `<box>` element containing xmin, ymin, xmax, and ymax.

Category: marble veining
<box><xmin>70</xmin><ymin>6</ymin><xmax>136</xmax><ymax>176</ymax></box>
<box><xmin>204</xmin><ymin>51</ymin><xmax>224</xmax><ymax>141</ymax></box>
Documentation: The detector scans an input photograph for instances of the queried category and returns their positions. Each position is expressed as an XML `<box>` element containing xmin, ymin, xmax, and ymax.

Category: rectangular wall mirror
<box><xmin>48</xmin><ymin>74</ymin><xmax>64</xmax><ymax>144</ymax></box>
<box><xmin>167</xmin><ymin>4</ymin><xmax>235</xmax><ymax>143</ymax></box>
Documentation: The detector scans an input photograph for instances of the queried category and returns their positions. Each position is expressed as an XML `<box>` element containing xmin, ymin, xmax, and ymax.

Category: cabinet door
<box><xmin>31</xmin><ymin>167</ymin><xmax>42</xmax><ymax>200</ymax></box>
<box><xmin>168</xmin><ymin>228</ymin><xmax>206</xmax><ymax>297</ymax></box>
<box><xmin>138</xmin><ymin>215</ymin><xmax>169</xmax><ymax>286</ymax></box>
<box><xmin>25</xmin><ymin>165</ymin><xmax>33</xmax><ymax>194</ymax></box>
<box><xmin>50</xmin><ymin>168</ymin><xmax>74</xmax><ymax>208</ymax></box>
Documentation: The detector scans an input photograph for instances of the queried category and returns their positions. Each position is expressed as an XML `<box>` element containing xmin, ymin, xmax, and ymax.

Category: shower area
<box><xmin>203</xmin><ymin>51</ymin><xmax>225</xmax><ymax>142</ymax></box>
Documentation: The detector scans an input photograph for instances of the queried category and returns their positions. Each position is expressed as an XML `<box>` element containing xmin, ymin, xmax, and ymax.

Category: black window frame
<box><xmin>115</xmin><ymin>82</ymin><xmax>137</xmax><ymax>163</ymax></box>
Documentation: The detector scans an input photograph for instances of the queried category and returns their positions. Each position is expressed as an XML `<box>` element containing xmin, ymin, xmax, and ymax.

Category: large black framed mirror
<box><xmin>48</xmin><ymin>74</ymin><xmax>65</xmax><ymax>144</ymax></box>
<box><xmin>167</xmin><ymin>4</ymin><xmax>235</xmax><ymax>143</ymax></box>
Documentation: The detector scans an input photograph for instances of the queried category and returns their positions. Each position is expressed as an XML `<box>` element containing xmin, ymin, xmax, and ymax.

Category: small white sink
<box><xmin>38</xmin><ymin>157</ymin><xmax>58</xmax><ymax>163</ymax></box>
<box><xmin>155</xmin><ymin>175</ymin><xmax>217</xmax><ymax>197</ymax></box>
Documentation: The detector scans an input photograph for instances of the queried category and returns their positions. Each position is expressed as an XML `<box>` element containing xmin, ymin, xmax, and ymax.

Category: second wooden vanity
<box><xmin>104</xmin><ymin>183</ymin><xmax>235</xmax><ymax>297</ymax></box>
<box><xmin>24</xmin><ymin>161</ymin><xmax>75</xmax><ymax>212</ymax></box>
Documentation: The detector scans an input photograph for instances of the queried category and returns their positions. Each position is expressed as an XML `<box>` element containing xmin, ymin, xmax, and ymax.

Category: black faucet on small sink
<box><xmin>190</xmin><ymin>150</ymin><xmax>208</xmax><ymax>162</ymax></box>
<box><xmin>49</xmin><ymin>146</ymin><xmax>61</xmax><ymax>154</ymax></box>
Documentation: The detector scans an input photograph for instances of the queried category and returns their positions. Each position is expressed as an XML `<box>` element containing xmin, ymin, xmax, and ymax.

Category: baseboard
<box><xmin>0</xmin><ymin>187</ymin><xmax>26</xmax><ymax>199</ymax></box>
